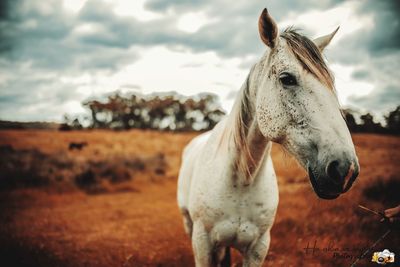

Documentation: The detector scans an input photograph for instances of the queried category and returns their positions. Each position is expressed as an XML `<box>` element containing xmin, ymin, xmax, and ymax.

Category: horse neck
<box><xmin>226</xmin><ymin>61</ymin><xmax>271</xmax><ymax>185</ymax></box>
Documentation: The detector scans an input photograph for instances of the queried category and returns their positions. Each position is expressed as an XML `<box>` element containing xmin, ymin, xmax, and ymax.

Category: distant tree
<box><xmin>360</xmin><ymin>113</ymin><xmax>375</xmax><ymax>131</ymax></box>
<box><xmin>59</xmin><ymin>115</ymin><xmax>83</xmax><ymax>131</ymax></box>
<box><xmin>342</xmin><ymin>109</ymin><xmax>359</xmax><ymax>132</ymax></box>
<box><xmin>341</xmin><ymin>108</ymin><xmax>399</xmax><ymax>135</ymax></box>
<box><xmin>82</xmin><ymin>92</ymin><xmax>226</xmax><ymax>131</ymax></box>
<box><xmin>359</xmin><ymin>113</ymin><xmax>385</xmax><ymax>133</ymax></box>
<box><xmin>385</xmin><ymin>106</ymin><xmax>400</xmax><ymax>135</ymax></box>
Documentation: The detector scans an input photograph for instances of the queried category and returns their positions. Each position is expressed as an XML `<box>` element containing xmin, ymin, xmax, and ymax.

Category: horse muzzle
<box><xmin>307</xmin><ymin>157</ymin><xmax>359</xmax><ymax>200</ymax></box>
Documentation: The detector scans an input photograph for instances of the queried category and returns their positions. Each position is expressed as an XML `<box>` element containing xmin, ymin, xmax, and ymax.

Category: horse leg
<box><xmin>181</xmin><ymin>208</ymin><xmax>193</xmax><ymax>237</ymax></box>
<box><xmin>213</xmin><ymin>246</ymin><xmax>230</xmax><ymax>267</ymax></box>
<box><xmin>192</xmin><ymin>221</ymin><xmax>214</xmax><ymax>267</ymax></box>
<box><xmin>242</xmin><ymin>231</ymin><xmax>271</xmax><ymax>267</ymax></box>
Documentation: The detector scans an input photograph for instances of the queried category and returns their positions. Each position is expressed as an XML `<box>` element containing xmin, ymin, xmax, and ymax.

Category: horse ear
<box><xmin>313</xmin><ymin>26</ymin><xmax>339</xmax><ymax>51</ymax></box>
<box><xmin>258</xmin><ymin>8</ymin><xmax>278</xmax><ymax>48</ymax></box>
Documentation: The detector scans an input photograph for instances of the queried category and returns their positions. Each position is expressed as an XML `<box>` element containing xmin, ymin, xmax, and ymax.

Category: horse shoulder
<box><xmin>177</xmin><ymin>130</ymin><xmax>213</xmax><ymax>210</ymax></box>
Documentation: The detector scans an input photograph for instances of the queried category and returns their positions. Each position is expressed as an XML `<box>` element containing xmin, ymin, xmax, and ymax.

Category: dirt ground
<box><xmin>0</xmin><ymin>130</ymin><xmax>399</xmax><ymax>267</ymax></box>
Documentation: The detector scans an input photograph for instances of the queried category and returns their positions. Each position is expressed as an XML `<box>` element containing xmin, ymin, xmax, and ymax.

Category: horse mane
<box><xmin>232</xmin><ymin>74</ymin><xmax>254</xmax><ymax>182</ymax></box>
<box><xmin>281</xmin><ymin>28</ymin><xmax>335</xmax><ymax>90</ymax></box>
<box><xmin>219</xmin><ymin>67</ymin><xmax>256</xmax><ymax>184</ymax></box>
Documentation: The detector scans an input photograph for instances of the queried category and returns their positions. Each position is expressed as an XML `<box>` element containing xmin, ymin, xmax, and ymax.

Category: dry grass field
<box><xmin>0</xmin><ymin>130</ymin><xmax>399</xmax><ymax>267</ymax></box>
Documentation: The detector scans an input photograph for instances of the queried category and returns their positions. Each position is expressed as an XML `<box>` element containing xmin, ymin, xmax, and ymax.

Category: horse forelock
<box><xmin>280</xmin><ymin>28</ymin><xmax>335</xmax><ymax>90</ymax></box>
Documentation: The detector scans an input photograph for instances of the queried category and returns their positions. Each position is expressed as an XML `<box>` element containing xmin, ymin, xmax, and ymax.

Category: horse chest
<box><xmin>191</xmin><ymin>179</ymin><xmax>278</xmax><ymax>249</ymax></box>
<box><xmin>188</xmin><ymin>145</ymin><xmax>279</xmax><ymax>249</ymax></box>
<box><xmin>206</xmin><ymin>193</ymin><xmax>277</xmax><ymax>249</ymax></box>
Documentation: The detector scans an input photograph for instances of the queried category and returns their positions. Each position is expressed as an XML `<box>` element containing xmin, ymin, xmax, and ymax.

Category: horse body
<box><xmin>178</xmin><ymin>8</ymin><xmax>359</xmax><ymax>267</ymax></box>
<box><xmin>179</xmin><ymin>75</ymin><xmax>281</xmax><ymax>266</ymax></box>
<box><xmin>178</xmin><ymin>116</ymin><xmax>278</xmax><ymax>254</ymax></box>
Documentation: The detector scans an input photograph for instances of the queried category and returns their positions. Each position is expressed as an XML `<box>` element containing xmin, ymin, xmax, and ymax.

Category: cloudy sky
<box><xmin>0</xmin><ymin>0</ymin><xmax>399</xmax><ymax>122</ymax></box>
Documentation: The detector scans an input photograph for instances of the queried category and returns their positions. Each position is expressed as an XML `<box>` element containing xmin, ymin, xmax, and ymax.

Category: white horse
<box><xmin>177</xmin><ymin>8</ymin><xmax>359</xmax><ymax>267</ymax></box>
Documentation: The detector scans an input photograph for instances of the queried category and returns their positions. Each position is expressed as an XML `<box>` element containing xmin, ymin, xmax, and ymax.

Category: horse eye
<box><xmin>279</xmin><ymin>72</ymin><xmax>297</xmax><ymax>87</ymax></box>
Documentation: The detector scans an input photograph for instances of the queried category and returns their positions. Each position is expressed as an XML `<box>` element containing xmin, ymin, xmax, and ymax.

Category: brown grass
<box><xmin>0</xmin><ymin>130</ymin><xmax>399</xmax><ymax>267</ymax></box>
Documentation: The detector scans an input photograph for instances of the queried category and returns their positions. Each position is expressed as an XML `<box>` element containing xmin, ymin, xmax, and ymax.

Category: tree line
<box><xmin>61</xmin><ymin>91</ymin><xmax>400</xmax><ymax>135</ymax></box>
<box><xmin>61</xmin><ymin>92</ymin><xmax>225</xmax><ymax>131</ymax></box>
<box><xmin>343</xmin><ymin>106</ymin><xmax>400</xmax><ymax>135</ymax></box>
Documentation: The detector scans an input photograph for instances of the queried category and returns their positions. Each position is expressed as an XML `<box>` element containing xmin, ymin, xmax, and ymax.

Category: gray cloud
<box><xmin>360</xmin><ymin>1</ymin><xmax>400</xmax><ymax>55</ymax></box>
<box><xmin>0</xmin><ymin>0</ymin><xmax>20</xmax><ymax>53</ymax></box>
<box><xmin>0</xmin><ymin>0</ymin><xmax>142</xmax><ymax>121</ymax></box>
<box><xmin>351</xmin><ymin>69</ymin><xmax>370</xmax><ymax>80</ymax></box>
<box><xmin>346</xmin><ymin>52</ymin><xmax>400</xmax><ymax>111</ymax></box>
<box><xmin>0</xmin><ymin>0</ymin><xmax>345</xmax><ymax>68</ymax></box>
<box><xmin>325</xmin><ymin>0</ymin><xmax>400</xmax><ymax>112</ymax></box>
<box><xmin>349</xmin><ymin>85</ymin><xmax>400</xmax><ymax>111</ymax></box>
<box><xmin>143</xmin><ymin>0</ymin><xmax>342</xmax><ymax>58</ymax></box>
<box><xmin>0</xmin><ymin>0</ymin><xmax>140</xmax><ymax>73</ymax></box>
<box><xmin>0</xmin><ymin>0</ymin><xmax>399</xmax><ymax>121</ymax></box>
<box><xmin>329</xmin><ymin>1</ymin><xmax>400</xmax><ymax>62</ymax></box>
<box><xmin>145</xmin><ymin>0</ymin><xmax>342</xmax><ymax>19</ymax></box>
<box><xmin>0</xmin><ymin>71</ymin><xmax>85</xmax><ymax>121</ymax></box>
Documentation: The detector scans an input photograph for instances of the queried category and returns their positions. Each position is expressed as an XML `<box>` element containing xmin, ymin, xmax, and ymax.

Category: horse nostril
<box><xmin>343</xmin><ymin>162</ymin><xmax>357</xmax><ymax>192</ymax></box>
<box><xmin>326</xmin><ymin>160</ymin><xmax>342</xmax><ymax>184</ymax></box>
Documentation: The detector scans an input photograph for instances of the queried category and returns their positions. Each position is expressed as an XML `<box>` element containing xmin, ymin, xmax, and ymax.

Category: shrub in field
<box><xmin>0</xmin><ymin>145</ymin><xmax>169</xmax><ymax>193</ymax></box>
